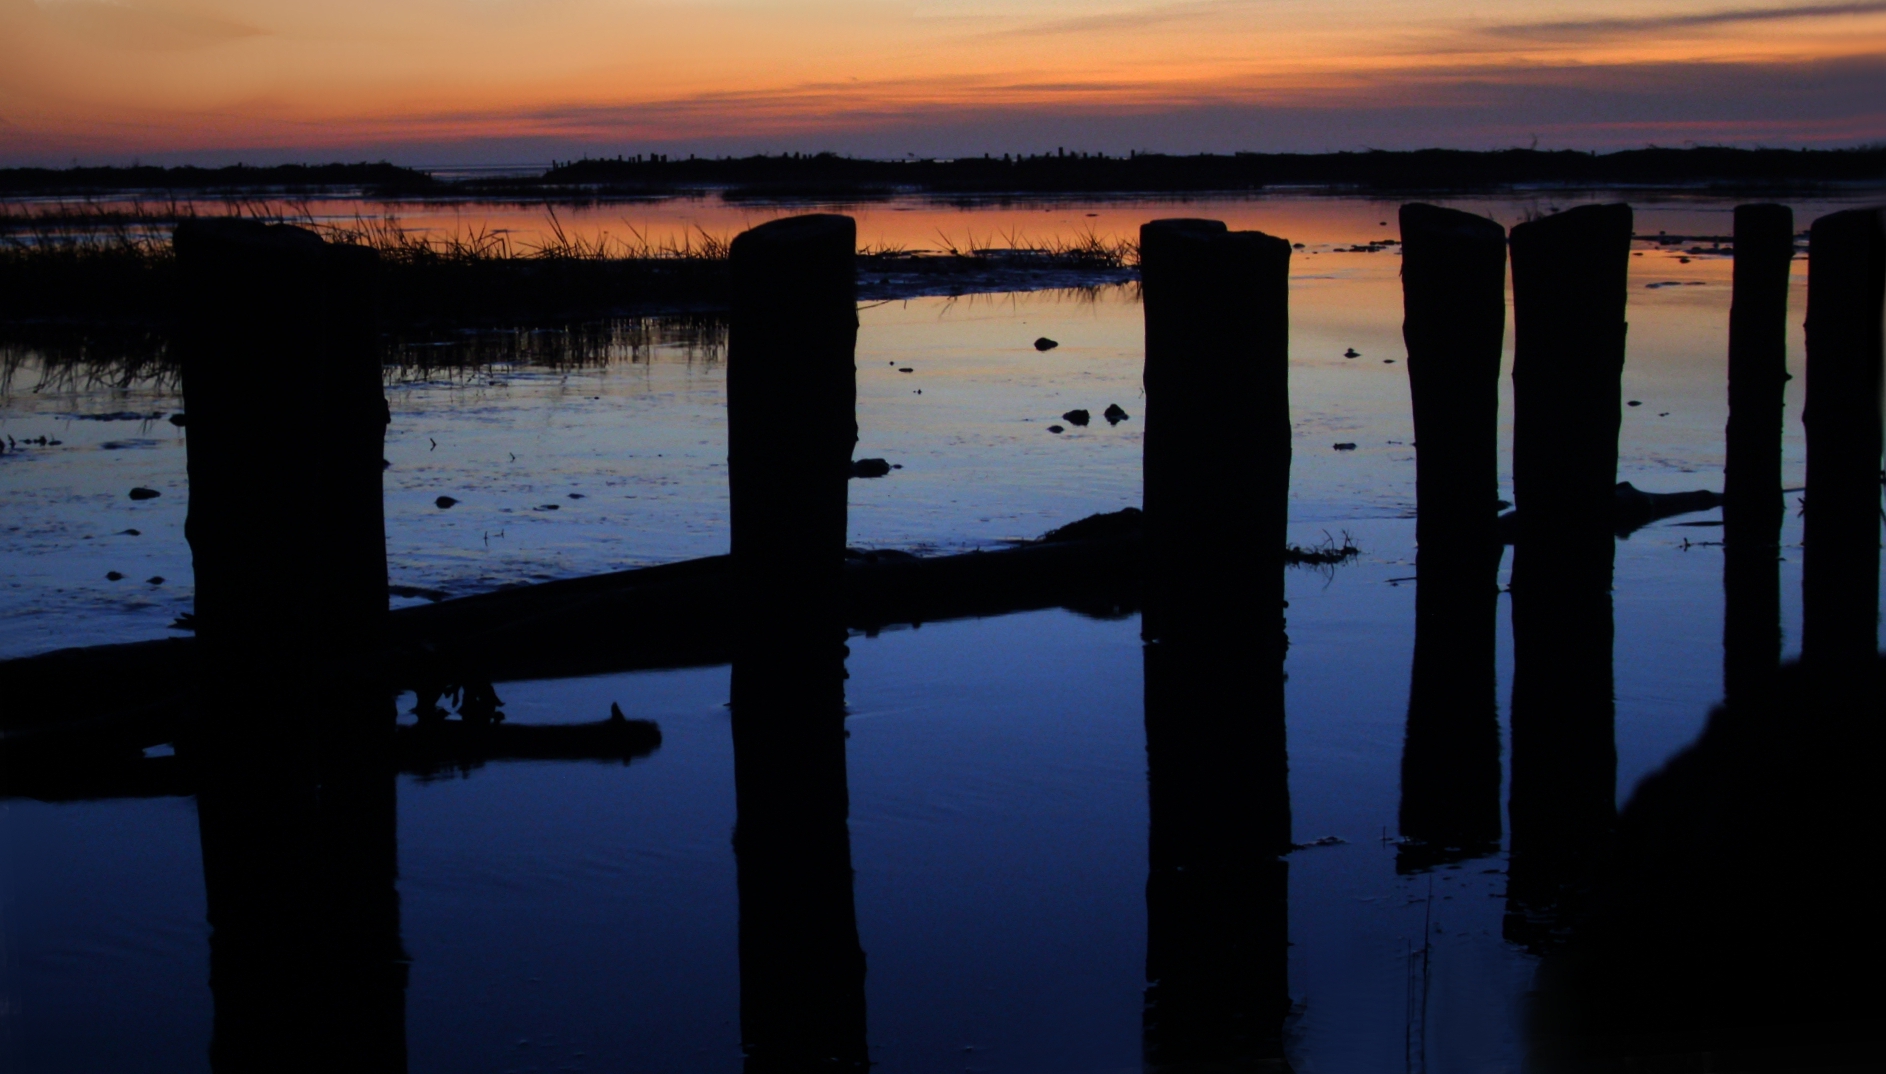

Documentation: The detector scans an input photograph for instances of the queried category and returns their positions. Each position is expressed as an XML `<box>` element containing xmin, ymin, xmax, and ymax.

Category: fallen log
<box><xmin>2</xmin><ymin>713</ymin><xmax>662</xmax><ymax>802</ymax></box>
<box><xmin>0</xmin><ymin>512</ymin><xmax>1148</xmax><ymax>736</ymax></box>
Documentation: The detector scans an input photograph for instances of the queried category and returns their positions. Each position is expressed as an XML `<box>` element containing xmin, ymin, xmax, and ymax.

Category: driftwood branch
<box><xmin>2</xmin><ymin>714</ymin><xmax>662</xmax><ymax>802</ymax></box>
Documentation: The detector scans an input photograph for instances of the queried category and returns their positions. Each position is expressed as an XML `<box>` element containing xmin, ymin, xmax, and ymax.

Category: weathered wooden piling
<box><xmin>1138</xmin><ymin>219</ymin><xmax>1293</xmax><ymax>645</ymax></box>
<box><xmin>723</xmin><ymin>213</ymin><xmax>869</xmax><ymax>1070</ymax></box>
<box><xmin>726</xmin><ymin>213</ymin><xmax>858</xmax><ymax>639</ymax></box>
<box><xmin>172</xmin><ymin>219</ymin><xmax>389</xmax><ymax>702</ymax></box>
<box><xmin>1723</xmin><ymin>204</ymin><xmax>1796</xmax><ymax>543</ymax></box>
<box><xmin>1800</xmin><ymin>206</ymin><xmax>1885</xmax><ymax>665</ymax></box>
<box><xmin>1508</xmin><ymin>204</ymin><xmax>1634</xmax><ymax>588</ymax></box>
<box><xmin>1721</xmin><ymin>205</ymin><xmax>1795</xmax><ymax>704</ymax></box>
<box><xmin>1398</xmin><ymin>203</ymin><xmax>1508</xmax><ymax>574</ymax></box>
<box><xmin>173</xmin><ymin>219</ymin><xmax>405</xmax><ymax>1068</ymax></box>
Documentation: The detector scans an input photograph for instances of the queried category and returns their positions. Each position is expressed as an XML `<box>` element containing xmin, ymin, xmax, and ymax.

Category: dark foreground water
<box><xmin>2</xmin><ymin>192</ymin><xmax>1880</xmax><ymax>1072</ymax></box>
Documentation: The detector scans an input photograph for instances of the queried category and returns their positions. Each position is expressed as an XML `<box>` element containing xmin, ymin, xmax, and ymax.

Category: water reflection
<box><xmin>192</xmin><ymin>695</ymin><xmax>408</xmax><ymax>1070</ymax></box>
<box><xmin>1532</xmin><ymin>654</ymin><xmax>1880</xmax><ymax>1069</ymax></box>
<box><xmin>729</xmin><ymin>638</ymin><xmax>869</xmax><ymax>1072</ymax></box>
<box><xmin>1142</xmin><ymin>624</ymin><xmax>1292</xmax><ymax>1070</ymax></box>
<box><xmin>1396</xmin><ymin>563</ymin><xmax>1502</xmax><ymax>872</ymax></box>
<box><xmin>1504</xmin><ymin>565</ymin><xmax>1617</xmax><ymax>950</ymax></box>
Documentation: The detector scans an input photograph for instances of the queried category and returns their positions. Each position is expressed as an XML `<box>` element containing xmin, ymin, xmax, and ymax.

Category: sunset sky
<box><xmin>3</xmin><ymin>0</ymin><xmax>1883</xmax><ymax>165</ymax></box>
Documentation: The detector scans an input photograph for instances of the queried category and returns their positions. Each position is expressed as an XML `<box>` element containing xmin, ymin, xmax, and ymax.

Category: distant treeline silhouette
<box><xmin>0</xmin><ymin>162</ymin><xmax>437</xmax><ymax>195</ymax></box>
<box><xmin>4</xmin><ymin>146</ymin><xmax>1883</xmax><ymax>196</ymax></box>
<box><xmin>538</xmin><ymin>147</ymin><xmax>1886</xmax><ymax>195</ymax></box>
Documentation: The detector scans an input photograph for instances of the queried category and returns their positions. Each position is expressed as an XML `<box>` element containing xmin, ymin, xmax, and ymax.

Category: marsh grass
<box><xmin>1</xmin><ymin>198</ymin><xmax>1139</xmax><ymax>334</ymax></box>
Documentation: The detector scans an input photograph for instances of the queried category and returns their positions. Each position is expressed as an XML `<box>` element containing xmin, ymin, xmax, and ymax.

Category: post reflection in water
<box><xmin>192</xmin><ymin>690</ymin><xmax>409</xmax><ymax>1071</ymax></box>
<box><xmin>728</xmin><ymin>635</ymin><xmax>870</xmax><ymax>1073</ymax></box>
<box><xmin>1141</xmin><ymin>597</ymin><xmax>1292</xmax><ymax>1070</ymax></box>
<box><xmin>1503</xmin><ymin>568</ymin><xmax>1618</xmax><ymax>949</ymax></box>
<box><xmin>1396</xmin><ymin>562</ymin><xmax>1502</xmax><ymax>872</ymax></box>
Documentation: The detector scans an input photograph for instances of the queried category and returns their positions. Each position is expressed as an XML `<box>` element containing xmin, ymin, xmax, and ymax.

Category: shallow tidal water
<box><xmin>2</xmin><ymin>192</ymin><xmax>1880</xmax><ymax>1072</ymax></box>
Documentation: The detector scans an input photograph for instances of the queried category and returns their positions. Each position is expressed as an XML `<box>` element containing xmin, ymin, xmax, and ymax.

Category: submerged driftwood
<box><xmin>1496</xmin><ymin>482</ymin><xmax>1723</xmax><ymax>545</ymax></box>
<box><xmin>2</xmin><ymin>713</ymin><xmax>662</xmax><ymax>802</ymax></box>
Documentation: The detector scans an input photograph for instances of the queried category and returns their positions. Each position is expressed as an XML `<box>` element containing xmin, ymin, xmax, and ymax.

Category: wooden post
<box><xmin>1801</xmin><ymin>206</ymin><xmax>1885</xmax><ymax>665</ymax></box>
<box><xmin>1398</xmin><ymin>203</ymin><xmax>1507</xmax><ymax>576</ymax></box>
<box><xmin>726</xmin><ymin>214</ymin><xmax>858</xmax><ymax>641</ymax></box>
<box><xmin>172</xmin><ymin>219</ymin><xmax>389</xmax><ymax>702</ymax></box>
<box><xmin>1504</xmin><ymin>203</ymin><xmax>1629</xmax><ymax>947</ymax></box>
<box><xmin>1139</xmin><ymin>219</ymin><xmax>1292</xmax><ymax>646</ymax></box>
<box><xmin>1508</xmin><ymin>203</ymin><xmax>1634</xmax><ymax>589</ymax></box>
<box><xmin>1723</xmin><ymin>204</ymin><xmax>1796</xmax><ymax>543</ymax></box>
<box><xmin>1721</xmin><ymin>204</ymin><xmax>1794</xmax><ymax>703</ymax></box>
<box><xmin>725</xmin><ymin>213</ymin><xmax>869</xmax><ymax>1070</ymax></box>
<box><xmin>174</xmin><ymin>219</ymin><xmax>404</xmax><ymax>1067</ymax></box>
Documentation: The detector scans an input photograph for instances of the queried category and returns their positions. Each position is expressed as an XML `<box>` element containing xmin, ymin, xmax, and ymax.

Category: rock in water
<box><xmin>1047</xmin><ymin>425</ymin><xmax>1066</xmax><ymax>434</ymax></box>
<box><xmin>435</xmin><ymin>496</ymin><xmax>458</xmax><ymax>509</ymax></box>
<box><xmin>1034</xmin><ymin>337</ymin><xmax>1059</xmax><ymax>351</ymax></box>
<box><xmin>850</xmin><ymin>458</ymin><xmax>893</xmax><ymax>479</ymax></box>
<box><xmin>1061</xmin><ymin>409</ymin><xmax>1091</xmax><ymax>426</ymax></box>
<box><xmin>128</xmin><ymin>487</ymin><xmax>161</xmax><ymax>500</ymax></box>
<box><xmin>1333</xmin><ymin>442</ymin><xmax>1357</xmax><ymax>451</ymax></box>
<box><xmin>1343</xmin><ymin>348</ymin><xmax>1361</xmax><ymax>358</ymax></box>
<box><xmin>1103</xmin><ymin>404</ymin><xmax>1129</xmax><ymax>424</ymax></box>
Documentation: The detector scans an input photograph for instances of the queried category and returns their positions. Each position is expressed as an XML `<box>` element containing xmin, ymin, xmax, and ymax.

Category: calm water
<box><xmin>2</xmin><ymin>192</ymin><xmax>1879</xmax><ymax>1072</ymax></box>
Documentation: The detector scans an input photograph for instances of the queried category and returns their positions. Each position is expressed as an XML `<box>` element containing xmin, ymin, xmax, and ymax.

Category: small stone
<box><xmin>435</xmin><ymin>496</ymin><xmax>458</xmax><ymax>509</ymax></box>
<box><xmin>146</xmin><ymin>576</ymin><xmax>165</xmax><ymax>585</ymax></box>
<box><xmin>850</xmin><ymin>458</ymin><xmax>892</xmax><ymax>479</ymax></box>
<box><xmin>568</xmin><ymin>492</ymin><xmax>585</xmax><ymax>499</ymax></box>
<box><xmin>1333</xmin><ymin>442</ymin><xmax>1358</xmax><ymax>451</ymax></box>
<box><xmin>128</xmin><ymin>487</ymin><xmax>161</xmax><ymax>500</ymax></box>
<box><xmin>1343</xmin><ymin>348</ymin><xmax>1360</xmax><ymax>358</ymax></box>
<box><xmin>119</xmin><ymin>529</ymin><xmax>140</xmax><ymax>536</ymax></box>
<box><xmin>898</xmin><ymin>367</ymin><xmax>914</xmax><ymax>373</ymax></box>
<box><xmin>535</xmin><ymin>504</ymin><xmax>560</xmax><ymax>511</ymax></box>
<box><xmin>1047</xmin><ymin>425</ymin><xmax>1066</xmax><ymax>434</ymax></box>
<box><xmin>1034</xmin><ymin>337</ymin><xmax>1059</xmax><ymax>351</ymax></box>
<box><xmin>1103</xmin><ymin>404</ymin><xmax>1129</xmax><ymax>424</ymax></box>
<box><xmin>1061</xmin><ymin>409</ymin><xmax>1090</xmax><ymax>426</ymax></box>
<box><xmin>1628</xmin><ymin>400</ymin><xmax>1642</xmax><ymax>407</ymax></box>
<box><xmin>106</xmin><ymin>571</ymin><xmax>124</xmax><ymax>581</ymax></box>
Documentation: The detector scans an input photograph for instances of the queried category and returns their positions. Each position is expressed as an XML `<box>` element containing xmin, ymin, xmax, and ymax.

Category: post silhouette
<box><xmin>1142</xmin><ymin>605</ymin><xmax>1291</xmax><ymax>1067</ymax></box>
<box><xmin>1721</xmin><ymin>204</ymin><xmax>1795</xmax><ymax>704</ymax></box>
<box><xmin>1800</xmin><ymin>207</ymin><xmax>1885</xmax><ymax>666</ymax></box>
<box><xmin>174</xmin><ymin>219</ymin><xmax>405</xmax><ymax>1070</ymax></box>
<box><xmin>1508</xmin><ymin>204</ymin><xmax>1633</xmax><ymax>590</ymax></box>
<box><xmin>1399</xmin><ymin>203</ymin><xmax>1507</xmax><ymax>576</ymax></box>
<box><xmin>725</xmin><ymin>213</ymin><xmax>868</xmax><ymax>1072</ymax></box>
<box><xmin>726</xmin><ymin>213</ymin><xmax>859</xmax><ymax>636</ymax></box>
<box><xmin>1139</xmin><ymin>218</ymin><xmax>1292</xmax><ymax>646</ymax></box>
<box><xmin>173</xmin><ymin>219</ymin><xmax>388</xmax><ymax>698</ymax></box>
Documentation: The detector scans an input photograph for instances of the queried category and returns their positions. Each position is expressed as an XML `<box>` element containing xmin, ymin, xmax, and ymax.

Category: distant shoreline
<box><xmin>4</xmin><ymin>146</ymin><xmax>1883</xmax><ymax>199</ymax></box>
